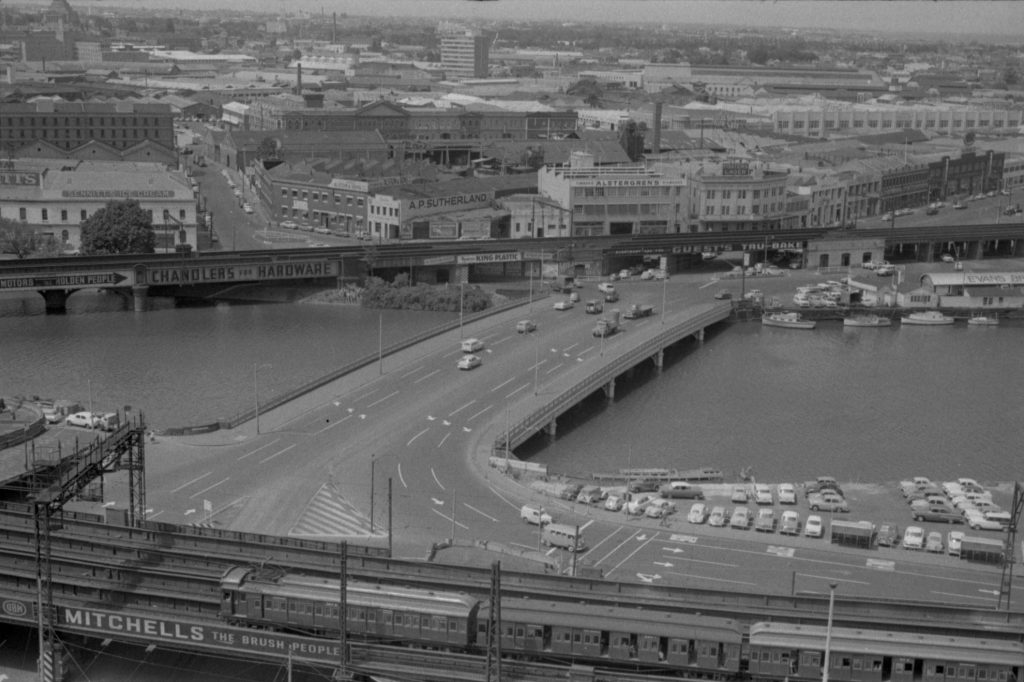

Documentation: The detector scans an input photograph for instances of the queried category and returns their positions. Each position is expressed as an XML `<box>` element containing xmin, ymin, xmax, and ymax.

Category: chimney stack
<box><xmin>296</xmin><ymin>62</ymin><xmax>302</xmax><ymax>96</ymax></box>
<box><xmin>652</xmin><ymin>102</ymin><xmax>663</xmax><ymax>156</ymax></box>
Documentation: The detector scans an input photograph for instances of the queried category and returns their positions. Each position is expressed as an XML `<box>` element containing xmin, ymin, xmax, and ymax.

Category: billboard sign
<box><xmin>144</xmin><ymin>260</ymin><xmax>337</xmax><ymax>285</ymax></box>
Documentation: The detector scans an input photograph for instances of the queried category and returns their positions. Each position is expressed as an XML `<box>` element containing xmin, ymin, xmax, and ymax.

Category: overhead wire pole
<box><xmin>998</xmin><ymin>481</ymin><xmax>1022</xmax><ymax>610</ymax></box>
<box><xmin>337</xmin><ymin>541</ymin><xmax>349</xmax><ymax>681</ymax></box>
<box><xmin>484</xmin><ymin>560</ymin><xmax>502</xmax><ymax>682</ymax></box>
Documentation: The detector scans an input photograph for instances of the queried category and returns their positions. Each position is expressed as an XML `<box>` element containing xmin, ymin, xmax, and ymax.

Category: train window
<box><xmin>315</xmin><ymin>606</ymin><xmax>322</xmax><ymax>617</ymax></box>
<box><xmin>872</xmin><ymin>660</ymin><xmax>882</xmax><ymax>671</ymax></box>
<box><xmin>383</xmin><ymin>611</ymin><xmax>393</xmax><ymax>626</ymax></box>
<box><xmin>504</xmin><ymin>625</ymin><xmax>514</xmax><ymax>636</ymax></box>
<box><xmin>936</xmin><ymin>666</ymin><xmax>946</xmax><ymax>675</ymax></box>
<box><xmin>529</xmin><ymin>627</ymin><xmax>542</xmax><ymax>638</ymax></box>
<box><xmin>761</xmin><ymin>651</ymin><xmax>771</xmax><ymax>662</ymax></box>
<box><xmin>853</xmin><ymin>660</ymin><xmax>863</xmax><ymax>670</ymax></box>
<box><xmin>573</xmin><ymin>632</ymin><xmax>581</xmax><ymax>643</ymax></box>
<box><xmin>978</xmin><ymin>671</ymin><xmax>987</xmax><ymax>680</ymax></box>
<box><xmin>619</xmin><ymin>637</ymin><xmax>629</xmax><ymax>647</ymax></box>
<box><xmin>449</xmin><ymin>621</ymin><xmax>458</xmax><ymax>632</ymax></box>
<box><xmin>773</xmin><ymin>652</ymin><xmax>782</xmax><ymax>663</ymax></box>
<box><xmin>840</xmin><ymin>658</ymin><xmax>852</xmax><ymax>668</ymax></box>
<box><xmin>904</xmin><ymin>663</ymin><xmax>915</xmax><ymax>672</ymax></box>
<box><xmin>368</xmin><ymin>612</ymin><xmax>376</xmax><ymax>623</ymax></box>
<box><xmin>516</xmin><ymin>626</ymin><xmax>524</xmax><ymax>637</ymax></box>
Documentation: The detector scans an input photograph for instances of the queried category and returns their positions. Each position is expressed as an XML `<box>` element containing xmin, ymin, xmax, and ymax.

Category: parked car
<box><xmin>754</xmin><ymin>508</ymin><xmax>776</xmax><ymax>533</ymax></box>
<box><xmin>626</xmin><ymin>479</ymin><xmax>661</xmax><ymax>494</ymax></box>
<box><xmin>964</xmin><ymin>508</ymin><xmax>1002</xmax><ymax>530</ymax></box>
<box><xmin>576</xmin><ymin>485</ymin><xmax>605</xmax><ymax>504</ymax></box>
<box><xmin>708</xmin><ymin>506</ymin><xmax>727</xmax><ymax>527</ymax></box>
<box><xmin>730</xmin><ymin>507</ymin><xmax>751</xmax><ymax>530</ymax></box>
<box><xmin>925</xmin><ymin>531</ymin><xmax>944</xmax><ymax>553</ymax></box>
<box><xmin>805</xmin><ymin>477</ymin><xmax>843</xmax><ymax>497</ymax></box>
<box><xmin>777</xmin><ymin>483</ymin><xmax>797</xmax><ymax>505</ymax></box>
<box><xmin>456</xmin><ymin>354</ymin><xmax>482</xmax><ymax>371</ymax></box>
<box><xmin>877</xmin><ymin>523</ymin><xmax>900</xmax><ymax>547</ymax></box>
<box><xmin>713</xmin><ymin>289</ymin><xmax>732</xmax><ymax>300</ymax></box>
<box><xmin>912</xmin><ymin>507</ymin><xmax>964</xmax><ymax>524</ymax></box>
<box><xmin>947</xmin><ymin>531</ymin><xmax>965</xmax><ymax>557</ymax></box>
<box><xmin>626</xmin><ymin>493</ymin><xmax>657</xmax><ymax>516</ymax></box>
<box><xmin>604</xmin><ymin>495</ymin><xmax>624</xmax><ymax>512</ymax></box>
<box><xmin>65</xmin><ymin>411</ymin><xmax>99</xmax><ymax>428</ymax></box>
<box><xmin>903</xmin><ymin>526</ymin><xmax>925</xmax><ymax>550</ymax></box>
<box><xmin>515</xmin><ymin>319</ymin><xmax>537</xmax><ymax>333</ymax></box>
<box><xmin>659</xmin><ymin>481</ymin><xmax>705</xmax><ymax>499</ymax></box>
<box><xmin>779</xmin><ymin>510</ymin><xmax>800</xmax><ymax>535</ymax></box>
<box><xmin>804</xmin><ymin>515</ymin><xmax>824</xmax><ymax>538</ymax></box>
<box><xmin>645</xmin><ymin>498</ymin><xmax>676</xmax><ymax>519</ymax></box>
<box><xmin>687</xmin><ymin>502</ymin><xmax>708</xmax><ymax>524</ymax></box>
<box><xmin>808</xmin><ymin>491</ymin><xmax>849</xmax><ymax>513</ymax></box>
<box><xmin>953</xmin><ymin>201</ymin><xmax>967</xmax><ymax>209</ymax></box>
<box><xmin>553</xmin><ymin>300</ymin><xmax>574</xmax><ymax>310</ymax></box>
<box><xmin>597</xmin><ymin>282</ymin><xmax>616</xmax><ymax>294</ymax></box>
<box><xmin>753</xmin><ymin>484</ymin><xmax>773</xmax><ymax>505</ymax></box>
<box><xmin>730</xmin><ymin>486</ymin><xmax>749</xmax><ymax>503</ymax></box>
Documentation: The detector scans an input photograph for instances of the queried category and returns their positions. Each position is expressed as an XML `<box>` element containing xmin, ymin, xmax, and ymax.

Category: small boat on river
<box><xmin>844</xmin><ymin>314</ymin><xmax>892</xmax><ymax>328</ymax></box>
<box><xmin>967</xmin><ymin>314</ymin><xmax>999</xmax><ymax>326</ymax></box>
<box><xmin>901</xmin><ymin>311</ymin><xmax>954</xmax><ymax>326</ymax></box>
<box><xmin>762</xmin><ymin>312</ymin><xmax>816</xmax><ymax>329</ymax></box>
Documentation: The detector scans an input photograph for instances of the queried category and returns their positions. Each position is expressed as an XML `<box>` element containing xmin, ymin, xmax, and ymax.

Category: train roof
<box><xmin>225</xmin><ymin>569</ymin><xmax>478</xmax><ymax>618</ymax></box>
<box><xmin>749</xmin><ymin>622</ymin><xmax>1024</xmax><ymax>665</ymax></box>
<box><xmin>480</xmin><ymin>598</ymin><xmax>742</xmax><ymax>642</ymax></box>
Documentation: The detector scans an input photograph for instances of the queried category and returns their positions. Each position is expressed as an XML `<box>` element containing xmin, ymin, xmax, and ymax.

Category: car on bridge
<box><xmin>456</xmin><ymin>354</ymin><xmax>481</xmax><ymax>371</ymax></box>
<box><xmin>553</xmin><ymin>300</ymin><xmax>574</xmax><ymax>310</ymax></box>
<box><xmin>597</xmin><ymin>282</ymin><xmax>616</xmax><ymax>294</ymax></box>
<box><xmin>515</xmin><ymin>319</ymin><xmax>537</xmax><ymax>333</ymax></box>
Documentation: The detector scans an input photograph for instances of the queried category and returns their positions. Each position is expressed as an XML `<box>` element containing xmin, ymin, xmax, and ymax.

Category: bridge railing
<box><xmin>494</xmin><ymin>303</ymin><xmax>731</xmax><ymax>455</ymax></box>
<box><xmin>191</xmin><ymin>291</ymin><xmax>550</xmax><ymax>434</ymax></box>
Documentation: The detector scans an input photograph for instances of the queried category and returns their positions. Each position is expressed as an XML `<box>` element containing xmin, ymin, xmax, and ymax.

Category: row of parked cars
<box><xmin>685</xmin><ymin>501</ymin><xmax>823</xmax><ymax>537</ymax></box>
<box><xmin>899</xmin><ymin>476</ymin><xmax>1008</xmax><ymax>529</ymax></box>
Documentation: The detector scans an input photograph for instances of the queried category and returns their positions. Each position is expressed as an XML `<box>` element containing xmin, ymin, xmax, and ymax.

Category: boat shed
<box><xmin>919</xmin><ymin>271</ymin><xmax>1024</xmax><ymax>310</ymax></box>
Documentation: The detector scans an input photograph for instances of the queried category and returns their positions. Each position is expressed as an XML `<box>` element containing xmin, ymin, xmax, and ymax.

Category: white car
<box><xmin>964</xmin><ymin>509</ymin><xmax>1002</xmax><ymax>530</ymax></box>
<box><xmin>779</xmin><ymin>510</ymin><xmax>801</xmax><ymax>535</ymax></box>
<box><xmin>941</xmin><ymin>253</ymin><xmax>955</xmax><ymax>263</ymax></box>
<box><xmin>597</xmin><ymin>282</ymin><xmax>616</xmax><ymax>294</ymax></box>
<box><xmin>903</xmin><ymin>525</ymin><xmax>925</xmax><ymax>550</ymax></box>
<box><xmin>687</xmin><ymin>502</ymin><xmax>708</xmax><ymax>524</ymax></box>
<box><xmin>730</xmin><ymin>486</ymin><xmax>749</xmax><ymax>503</ymax></box>
<box><xmin>777</xmin><ymin>483</ymin><xmax>797</xmax><ymax>505</ymax></box>
<box><xmin>604</xmin><ymin>495</ymin><xmax>624</xmax><ymax>512</ymax></box>
<box><xmin>553</xmin><ymin>300</ymin><xmax>574</xmax><ymax>310</ymax></box>
<box><xmin>708</xmin><ymin>506</ymin><xmax>728</xmax><ymax>527</ymax></box>
<box><xmin>753</xmin><ymin>484</ymin><xmax>773</xmax><ymax>505</ymax></box>
<box><xmin>65</xmin><ymin>411</ymin><xmax>99</xmax><ymax>428</ymax></box>
<box><xmin>456</xmin><ymin>354</ymin><xmax>481</xmax><ymax>371</ymax></box>
<box><xmin>804</xmin><ymin>514</ymin><xmax>823</xmax><ymax>538</ymax></box>
<box><xmin>645</xmin><ymin>498</ymin><xmax>676</xmax><ymax>518</ymax></box>
<box><xmin>947</xmin><ymin>531</ymin><xmax>965</xmax><ymax>557</ymax></box>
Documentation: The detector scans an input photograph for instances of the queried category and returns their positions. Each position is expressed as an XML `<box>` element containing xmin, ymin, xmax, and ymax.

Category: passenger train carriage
<box><xmin>478</xmin><ymin>597</ymin><xmax>743</xmax><ymax>671</ymax></box>
<box><xmin>220</xmin><ymin>567</ymin><xmax>479</xmax><ymax>647</ymax></box>
<box><xmin>748</xmin><ymin>622</ymin><xmax>1023</xmax><ymax>682</ymax></box>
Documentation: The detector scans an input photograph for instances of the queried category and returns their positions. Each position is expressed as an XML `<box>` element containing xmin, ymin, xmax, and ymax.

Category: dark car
<box><xmin>627</xmin><ymin>479</ymin><xmax>661</xmax><ymax>494</ymax></box>
<box><xmin>877</xmin><ymin>523</ymin><xmax>900</xmax><ymax>547</ymax></box>
<box><xmin>912</xmin><ymin>507</ymin><xmax>965</xmax><ymax>524</ymax></box>
<box><xmin>604</xmin><ymin>291</ymin><xmax>620</xmax><ymax>303</ymax></box>
<box><xmin>804</xmin><ymin>476</ymin><xmax>843</xmax><ymax>497</ymax></box>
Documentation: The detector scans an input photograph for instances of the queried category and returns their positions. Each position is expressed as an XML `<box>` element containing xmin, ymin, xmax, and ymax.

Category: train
<box><xmin>220</xmin><ymin>566</ymin><xmax>1023</xmax><ymax>680</ymax></box>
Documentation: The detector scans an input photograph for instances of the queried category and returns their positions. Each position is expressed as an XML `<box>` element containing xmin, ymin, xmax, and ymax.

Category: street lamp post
<box><xmin>823</xmin><ymin>582</ymin><xmax>838</xmax><ymax>682</ymax></box>
<box><xmin>458</xmin><ymin>282</ymin><xmax>465</xmax><ymax>339</ymax></box>
<box><xmin>660</xmin><ymin>273</ymin><xmax>667</xmax><ymax>325</ymax></box>
<box><xmin>253</xmin><ymin>363</ymin><xmax>272</xmax><ymax>435</ymax></box>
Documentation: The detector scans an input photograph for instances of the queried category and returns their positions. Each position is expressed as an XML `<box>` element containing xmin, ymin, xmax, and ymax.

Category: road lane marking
<box><xmin>606</xmin><ymin>532</ymin><xmax>660</xmax><ymax>578</ymax></box>
<box><xmin>528</xmin><ymin>359</ymin><xmax>547</xmax><ymax>372</ymax></box>
<box><xmin>188</xmin><ymin>477</ymin><xmax>230</xmax><ymax>499</ymax></box>
<box><xmin>432</xmin><ymin>508</ymin><xmax>468</xmax><ymax>530</ymax></box>
<box><xmin>407</xmin><ymin>428</ymin><xmax>429</xmax><ymax>446</ymax></box>
<box><xmin>414</xmin><ymin>369</ymin><xmax>441</xmax><ymax>384</ymax></box>
<box><xmin>448</xmin><ymin>399</ymin><xmax>476</xmax><ymax>417</ymax></box>
<box><xmin>579</xmin><ymin>519</ymin><xmax>595</xmax><ymax>531</ymax></box>
<box><xmin>490</xmin><ymin>377</ymin><xmax>516</xmax><ymax>392</ymax></box>
<box><xmin>467</xmin><ymin>405</ymin><xmax>493</xmax><ymax>421</ymax></box>
<box><xmin>699</xmin><ymin>280</ymin><xmax>718</xmax><ymax>289</ymax></box>
<box><xmin>401</xmin><ymin>365</ymin><xmax>426</xmax><ymax>377</ymax></box>
<box><xmin>489</xmin><ymin>335</ymin><xmax>513</xmax><ymax>346</ymax></box>
<box><xmin>505</xmin><ymin>383</ymin><xmax>530</xmax><ymax>398</ymax></box>
<box><xmin>563</xmin><ymin>342</ymin><xmax>579</xmax><ymax>352</ymax></box>
<box><xmin>354</xmin><ymin>388</ymin><xmax>380</xmax><ymax>402</ymax></box>
<box><xmin>237</xmin><ymin>439</ymin><xmax>281</xmax><ymax>460</ymax></box>
<box><xmin>259</xmin><ymin>443</ymin><xmax>297</xmax><ymax>464</ymax></box>
<box><xmin>931</xmin><ymin>590</ymin><xmax>998</xmax><ymax>602</ymax></box>
<box><xmin>797</xmin><ymin>573</ymin><xmax>869</xmax><ymax>585</ymax></box>
<box><xmin>592</xmin><ymin>528</ymin><xmax>647</xmax><ymax>567</ymax></box>
<box><xmin>578</xmin><ymin>345</ymin><xmax>594</xmax><ymax>357</ymax></box>
<box><xmin>366</xmin><ymin>390</ymin><xmax>400</xmax><ymax>408</ymax></box>
<box><xmin>437</xmin><ymin>432</ymin><xmax>451</xmax><ymax>448</ymax></box>
<box><xmin>464</xmin><ymin>503</ymin><xmax>498</xmax><ymax>522</ymax></box>
<box><xmin>663</xmin><ymin>556</ymin><xmax>738</xmax><ymax>568</ymax></box>
<box><xmin>545</xmin><ymin>362</ymin><xmax>564</xmax><ymax>374</ymax></box>
<box><xmin>488</xmin><ymin>485</ymin><xmax>516</xmax><ymax>508</ymax></box>
<box><xmin>397</xmin><ymin>463</ymin><xmax>407</xmax><ymax>489</ymax></box>
<box><xmin>315</xmin><ymin>412</ymin><xmax>353</xmax><ymax>434</ymax></box>
<box><xmin>431</xmin><ymin>468</ymin><xmax>445</xmax><ymax>490</ymax></box>
<box><xmin>665</xmin><ymin>571</ymin><xmax>758</xmax><ymax>587</ymax></box>
<box><xmin>171</xmin><ymin>472</ymin><xmax>211</xmax><ymax>494</ymax></box>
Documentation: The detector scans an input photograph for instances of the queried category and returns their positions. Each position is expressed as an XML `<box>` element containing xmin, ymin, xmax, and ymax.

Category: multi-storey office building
<box><xmin>688</xmin><ymin>161</ymin><xmax>790</xmax><ymax>232</ymax></box>
<box><xmin>773</xmin><ymin>104</ymin><xmax>1024</xmax><ymax>139</ymax></box>
<box><xmin>438</xmin><ymin>22</ymin><xmax>489</xmax><ymax>79</ymax></box>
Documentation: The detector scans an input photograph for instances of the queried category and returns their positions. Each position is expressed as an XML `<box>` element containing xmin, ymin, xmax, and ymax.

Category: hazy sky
<box><xmin>22</xmin><ymin>0</ymin><xmax>1024</xmax><ymax>38</ymax></box>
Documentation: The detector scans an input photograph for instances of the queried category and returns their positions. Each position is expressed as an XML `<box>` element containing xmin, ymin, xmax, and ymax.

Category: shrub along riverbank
<box><xmin>360</xmin><ymin>274</ymin><xmax>491</xmax><ymax>312</ymax></box>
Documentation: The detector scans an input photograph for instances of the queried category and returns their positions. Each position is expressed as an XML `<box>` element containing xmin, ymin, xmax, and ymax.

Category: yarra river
<box><xmin>2</xmin><ymin>288</ymin><xmax>1023</xmax><ymax>485</ymax></box>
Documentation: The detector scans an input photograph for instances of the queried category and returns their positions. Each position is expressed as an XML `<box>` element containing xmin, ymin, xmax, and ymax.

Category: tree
<box><xmin>0</xmin><ymin>217</ymin><xmax>62</xmax><ymax>258</ymax></box>
<box><xmin>80</xmin><ymin>200</ymin><xmax>156</xmax><ymax>255</ymax></box>
<box><xmin>618</xmin><ymin>119</ymin><xmax>647</xmax><ymax>162</ymax></box>
<box><xmin>256</xmin><ymin>137</ymin><xmax>280</xmax><ymax>163</ymax></box>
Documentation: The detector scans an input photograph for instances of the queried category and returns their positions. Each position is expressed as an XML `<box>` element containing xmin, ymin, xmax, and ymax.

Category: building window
<box><xmin>81</xmin><ymin>209</ymin><xmax>87</xmax><ymax>220</ymax></box>
<box><xmin>20</xmin><ymin>207</ymin><xmax>27</xmax><ymax>220</ymax></box>
<box><xmin>61</xmin><ymin>209</ymin><xmax>68</xmax><ymax>221</ymax></box>
<box><xmin>41</xmin><ymin>209</ymin><xmax>48</xmax><ymax>221</ymax></box>
<box><xmin>179</xmin><ymin>209</ymin><xmax>186</xmax><ymax>220</ymax></box>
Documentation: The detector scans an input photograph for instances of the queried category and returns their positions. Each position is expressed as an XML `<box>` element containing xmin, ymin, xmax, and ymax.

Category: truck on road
<box><xmin>623</xmin><ymin>304</ymin><xmax>654</xmax><ymax>319</ymax></box>
<box><xmin>592</xmin><ymin>309</ymin><xmax>620</xmax><ymax>337</ymax></box>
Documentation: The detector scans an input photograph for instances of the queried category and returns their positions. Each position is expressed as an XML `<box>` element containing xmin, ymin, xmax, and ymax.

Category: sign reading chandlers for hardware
<box><xmin>144</xmin><ymin>260</ymin><xmax>338</xmax><ymax>285</ymax></box>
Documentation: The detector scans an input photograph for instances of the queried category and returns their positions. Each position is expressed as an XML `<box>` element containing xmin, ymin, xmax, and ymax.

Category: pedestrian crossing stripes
<box><xmin>289</xmin><ymin>484</ymin><xmax>383</xmax><ymax>538</ymax></box>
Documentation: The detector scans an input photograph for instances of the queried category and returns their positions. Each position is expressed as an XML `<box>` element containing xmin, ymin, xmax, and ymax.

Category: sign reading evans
<box><xmin>145</xmin><ymin>260</ymin><xmax>337</xmax><ymax>285</ymax></box>
<box><xmin>60</xmin><ymin>606</ymin><xmax>341</xmax><ymax>664</ymax></box>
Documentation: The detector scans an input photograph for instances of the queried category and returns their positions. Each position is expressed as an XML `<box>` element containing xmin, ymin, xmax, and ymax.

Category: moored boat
<box><xmin>843</xmin><ymin>314</ymin><xmax>892</xmax><ymax>328</ymax></box>
<box><xmin>967</xmin><ymin>314</ymin><xmax>999</xmax><ymax>326</ymax></box>
<box><xmin>901</xmin><ymin>311</ymin><xmax>954</xmax><ymax>326</ymax></box>
<box><xmin>762</xmin><ymin>312</ymin><xmax>816</xmax><ymax>329</ymax></box>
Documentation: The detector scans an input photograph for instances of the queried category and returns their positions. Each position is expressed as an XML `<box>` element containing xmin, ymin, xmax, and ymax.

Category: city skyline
<box><xmin>9</xmin><ymin>0</ymin><xmax>1023</xmax><ymax>40</ymax></box>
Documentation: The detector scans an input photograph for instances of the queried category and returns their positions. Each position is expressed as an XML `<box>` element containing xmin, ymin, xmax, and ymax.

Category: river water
<box><xmin>1</xmin><ymin>290</ymin><xmax>1022</xmax><ymax>484</ymax></box>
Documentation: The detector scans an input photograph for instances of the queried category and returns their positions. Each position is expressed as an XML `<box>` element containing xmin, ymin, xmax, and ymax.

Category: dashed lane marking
<box><xmin>188</xmin><ymin>477</ymin><xmax>229</xmax><ymax>500</ymax></box>
<box><xmin>170</xmin><ymin>472</ymin><xmax>211</xmax><ymax>494</ymax></box>
<box><xmin>414</xmin><ymin>369</ymin><xmax>441</xmax><ymax>384</ymax></box>
<box><xmin>259</xmin><ymin>443</ymin><xmax>296</xmax><ymax>464</ymax></box>
<box><xmin>237</xmin><ymin>439</ymin><xmax>281</xmax><ymax>461</ymax></box>
<box><xmin>366</xmin><ymin>390</ymin><xmax>400</xmax><ymax>408</ymax></box>
<box><xmin>448</xmin><ymin>399</ymin><xmax>476</xmax><ymax>416</ymax></box>
<box><xmin>505</xmin><ymin>383</ymin><xmax>530</xmax><ymax>398</ymax></box>
<box><xmin>289</xmin><ymin>484</ymin><xmax>381</xmax><ymax>538</ymax></box>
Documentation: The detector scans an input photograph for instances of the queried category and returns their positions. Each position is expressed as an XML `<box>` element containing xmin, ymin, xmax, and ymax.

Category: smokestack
<box><xmin>333</xmin><ymin>12</ymin><xmax>337</xmax><ymax>44</ymax></box>
<box><xmin>653</xmin><ymin>102</ymin><xmax>662</xmax><ymax>156</ymax></box>
<box><xmin>296</xmin><ymin>62</ymin><xmax>302</xmax><ymax>96</ymax></box>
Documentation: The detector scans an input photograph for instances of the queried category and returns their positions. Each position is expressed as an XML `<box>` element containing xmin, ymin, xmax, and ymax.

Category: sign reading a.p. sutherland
<box><xmin>145</xmin><ymin>260</ymin><xmax>337</xmax><ymax>285</ymax></box>
<box><xmin>405</xmin><ymin>191</ymin><xmax>492</xmax><ymax>215</ymax></box>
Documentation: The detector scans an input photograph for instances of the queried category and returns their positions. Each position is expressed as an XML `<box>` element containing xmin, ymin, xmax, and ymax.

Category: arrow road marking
<box><xmin>654</xmin><ymin>561</ymin><xmax>674</xmax><ymax>568</ymax></box>
<box><xmin>427</xmin><ymin>415</ymin><xmax>436</xmax><ymax>421</ymax></box>
<box><xmin>431</xmin><ymin>497</ymin><xmax>445</xmax><ymax>506</ymax></box>
<box><xmin>442</xmin><ymin>420</ymin><xmax>451</xmax><ymax>426</ymax></box>
<box><xmin>662</xmin><ymin>547</ymin><xmax>686</xmax><ymax>554</ymax></box>
<box><xmin>636</xmin><ymin>573</ymin><xmax>662</xmax><ymax>583</ymax></box>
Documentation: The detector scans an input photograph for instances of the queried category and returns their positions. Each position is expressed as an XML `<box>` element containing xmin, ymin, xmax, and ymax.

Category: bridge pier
<box><xmin>546</xmin><ymin>418</ymin><xmax>557</xmax><ymax>440</ymax></box>
<box><xmin>965</xmin><ymin>241</ymin><xmax>983</xmax><ymax>259</ymax></box>
<box><xmin>131</xmin><ymin>285</ymin><xmax>149</xmax><ymax>312</ymax></box>
<box><xmin>603</xmin><ymin>378</ymin><xmax>615</xmax><ymax>401</ymax></box>
<box><xmin>40</xmin><ymin>289</ymin><xmax>70</xmax><ymax>313</ymax></box>
<box><xmin>694</xmin><ymin>328</ymin><xmax>705</xmax><ymax>343</ymax></box>
<box><xmin>652</xmin><ymin>350</ymin><xmax>663</xmax><ymax>372</ymax></box>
